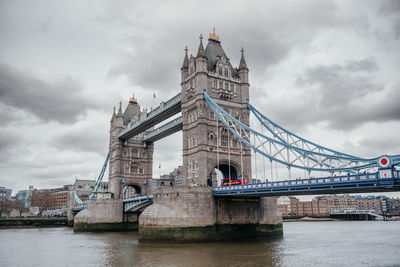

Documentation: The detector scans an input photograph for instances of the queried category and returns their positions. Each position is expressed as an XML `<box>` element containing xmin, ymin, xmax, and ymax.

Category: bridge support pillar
<box><xmin>73</xmin><ymin>199</ymin><xmax>138</xmax><ymax>232</ymax></box>
<box><xmin>139</xmin><ymin>187</ymin><xmax>282</xmax><ymax>242</ymax></box>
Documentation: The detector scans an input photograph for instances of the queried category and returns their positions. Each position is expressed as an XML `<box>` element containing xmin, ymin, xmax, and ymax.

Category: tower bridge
<box><xmin>73</xmin><ymin>29</ymin><xmax>400</xmax><ymax>241</ymax></box>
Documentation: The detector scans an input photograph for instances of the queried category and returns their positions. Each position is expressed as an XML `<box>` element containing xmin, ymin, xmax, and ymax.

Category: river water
<box><xmin>0</xmin><ymin>221</ymin><xmax>399</xmax><ymax>266</ymax></box>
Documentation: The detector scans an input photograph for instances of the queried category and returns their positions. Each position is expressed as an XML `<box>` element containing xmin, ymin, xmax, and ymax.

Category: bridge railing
<box><xmin>147</xmin><ymin>93</ymin><xmax>182</xmax><ymax>118</ymax></box>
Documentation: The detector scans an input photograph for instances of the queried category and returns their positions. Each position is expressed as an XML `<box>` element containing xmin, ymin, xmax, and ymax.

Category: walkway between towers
<box><xmin>118</xmin><ymin>93</ymin><xmax>182</xmax><ymax>141</ymax></box>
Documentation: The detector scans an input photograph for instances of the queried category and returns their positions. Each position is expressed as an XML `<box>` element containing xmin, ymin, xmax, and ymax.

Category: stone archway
<box><xmin>122</xmin><ymin>185</ymin><xmax>142</xmax><ymax>199</ymax></box>
<box><xmin>209</xmin><ymin>162</ymin><xmax>240</xmax><ymax>187</ymax></box>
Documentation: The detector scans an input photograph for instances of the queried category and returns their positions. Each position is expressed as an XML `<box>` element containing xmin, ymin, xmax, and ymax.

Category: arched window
<box><xmin>224</xmin><ymin>68</ymin><xmax>228</xmax><ymax>77</ymax></box>
<box><xmin>218</xmin><ymin>67</ymin><xmax>222</xmax><ymax>75</ymax></box>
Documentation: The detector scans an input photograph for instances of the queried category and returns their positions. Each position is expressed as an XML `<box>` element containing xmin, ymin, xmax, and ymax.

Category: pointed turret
<box><xmin>196</xmin><ymin>34</ymin><xmax>205</xmax><ymax>58</ymax></box>
<box><xmin>181</xmin><ymin>46</ymin><xmax>189</xmax><ymax>83</ymax></box>
<box><xmin>117</xmin><ymin>101</ymin><xmax>123</xmax><ymax>116</ymax></box>
<box><xmin>110</xmin><ymin>106</ymin><xmax>116</xmax><ymax>121</ymax></box>
<box><xmin>239</xmin><ymin>47</ymin><xmax>248</xmax><ymax>70</ymax></box>
<box><xmin>181</xmin><ymin>46</ymin><xmax>189</xmax><ymax>70</ymax></box>
<box><xmin>195</xmin><ymin>34</ymin><xmax>207</xmax><ymax>73</ymax></box>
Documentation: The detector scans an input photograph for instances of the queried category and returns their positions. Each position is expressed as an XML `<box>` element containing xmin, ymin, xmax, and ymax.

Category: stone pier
<box><xmin>74</xmin><ymin>199</ymin><xmax>137</xmax><ymax>232</ymax></box>
<box><xmin>139</xmin><ymin>187</ymin><xmax>282</xmax><ymax>242</ymax></box>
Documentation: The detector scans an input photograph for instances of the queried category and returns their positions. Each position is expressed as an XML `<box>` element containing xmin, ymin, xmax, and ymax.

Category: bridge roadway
<box><xmin>118</xmin><ymin>93</ymin><xmax>182</xmax><ymax>140</ymax></box>
<box><xmin>212</xmin><ymin>169</ymin><xmax>400</xmax><ymax>197</ymax></box>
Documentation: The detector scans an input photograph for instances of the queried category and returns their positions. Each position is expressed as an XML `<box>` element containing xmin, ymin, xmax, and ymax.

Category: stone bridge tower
<box><xmin>181</xmin><ymin>29</ymin><xmax>252</xmax><ymax>187</ymax></box>
<box><xmin>108</xmin><ymin>96</ymin><xmax>154</xmax><ymax>199</ymax></box>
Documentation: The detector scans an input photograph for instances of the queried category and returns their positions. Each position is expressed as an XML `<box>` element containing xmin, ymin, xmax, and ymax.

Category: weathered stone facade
<box><xmin>140</xmin><ymin>186</ymin><xmax>282</xmax><ymax>241</ymax></box>
<box><xmin>139</xmin><ymin>31</ymin><xmax>282</xmax><ymax>241</ymax></box>
<box><xmin>74</xmin><ymin>199</ymin><xmax>137</xmax><ymax>232</ymax></box>
<box><xmin>181</xmin><ymin>31</ymin><xmax>252</xmax><ymax>187</ymax></box>
<box><xmin>108</xmin><ymin>97</ymin><xmax>154</xmax><ymax>199</ymax></box>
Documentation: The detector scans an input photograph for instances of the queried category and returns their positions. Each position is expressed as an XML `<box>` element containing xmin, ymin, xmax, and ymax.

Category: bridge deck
<box><xmin>213</xmin><ymin>170</ymin><xmax>400</xmax><ymax>198</ymax></box>
<box><xmin>118</xmin><ymin>93</ymin><xmax>182</xmax><ymax>140</ymax></box>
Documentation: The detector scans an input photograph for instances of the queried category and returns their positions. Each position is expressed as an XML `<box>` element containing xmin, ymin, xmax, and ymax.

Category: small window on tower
<box><xmin>209</xmin><ymin>110</ymin><xmax>214</xmax><ymax>120</ymax></box>
<box><xmin>218</xmin><ymin>67</ymin><xmax>222</xmax><ymax>76</ymax></box>
<box><xmin>132</xmin><ymin>165</ymin><xmax>138</xmax><ymax>174</ymax></box>
<box><xmin>232</xmin><ymin>139</ymin><xmax>238</xmax><ymax>148</ymax></box>
<box><xmin>221</xmin><ymin>135</ymin><xmax>228</xmax><ymax>147</ymax></box>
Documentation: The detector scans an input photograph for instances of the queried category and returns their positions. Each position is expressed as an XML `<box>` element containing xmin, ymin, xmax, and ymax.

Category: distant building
<box><xmin>327</xmin><ymin>195</ymin><xmax>356</xmax><ymax>210</ymax></box>
<box><xmin>53</xmin><ymin>191</ymin><xmax>68</xmax><ymax>209</ymax></box>
<box><xmin>380</xmin><ymin>196</ymin><xmax>400</xmax><ymax>215</ymax></box>
<box><xmin>16</xmin><ymin>187</ymin><xmax>34</xmax><ymax>209</ymax></box>
<box><xmin>279</xmin><ymin>194</ymin><xmax>385</xmax><ymax>216</ymax></box>
<box><xmin>0</xmin><ymin>186</ymin><xmax>12</xmax><ymax>201</ymax></box>
<box><xmin>354</xmin><ymin>195</ymin><xmax>382</xmax><ymax>214</ymax></box>
<box><xmin>277</xmin><ymin>197</ymin><xmax>290</xmax><ymax>215</ymax></box>
<box><xmin>159</xmin><ymin>166</ymin><xmax>184</xmax><ymax>187</ymax></box>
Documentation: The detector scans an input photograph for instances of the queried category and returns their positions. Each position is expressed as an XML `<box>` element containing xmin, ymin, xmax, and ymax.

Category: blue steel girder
<box><xmin>203</xmin><ymin>91</ymin><xmax>399</xmax><ymax>173</ymax></box>
<box><xmin>247</xmin><ymin>101</ymin><xmax>364</xmax><ymax>160</ymax></box>
<box><xmin>118</xmin><ymin>93</ymin><xmax>182</xmax><ymax>140</ymax></box>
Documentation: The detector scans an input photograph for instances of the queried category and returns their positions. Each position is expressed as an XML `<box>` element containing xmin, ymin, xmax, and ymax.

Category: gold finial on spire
<box><xmin>209</xmin><ymin>27</ymin><xmax>220</xmax><ymax>41</ymax></box>
<box><xmin>129</xmin><ymin>93</ymin><xmax>138</xmax><ymax>103</ymax></box>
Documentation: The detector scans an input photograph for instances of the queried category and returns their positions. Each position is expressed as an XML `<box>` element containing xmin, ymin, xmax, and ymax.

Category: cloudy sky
<box><xmin>0</xmin><ymin>0</ymin><xmax>399</xmax><ymax>194</ymax></box>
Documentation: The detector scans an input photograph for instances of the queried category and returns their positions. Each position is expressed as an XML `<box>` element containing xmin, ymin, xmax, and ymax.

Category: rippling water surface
<box><xmin>1</xmin><ymin>221</ymin><xmax>399</xmax><ymax>266</ymax></box>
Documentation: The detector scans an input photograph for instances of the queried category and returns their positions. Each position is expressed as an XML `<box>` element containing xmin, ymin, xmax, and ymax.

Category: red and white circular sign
<box><xmin>379</xmin><ymin>156</ymin><xmax>390</xmax><ymax>168</ymax></box>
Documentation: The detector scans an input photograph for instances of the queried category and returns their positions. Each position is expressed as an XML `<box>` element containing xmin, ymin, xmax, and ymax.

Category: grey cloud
<box><xmin>260</xmin><ymin>58</ymin><xmax>399</xmax><ymax>131</ymax></box>
<box><xmin>105</xmin><ymin>0</ymin><xmax>353</xmax><ymax>96</ymax></box>
<box><xmin>359</xmin><ymin>135</ymin><xmax>400</xmax><ymax>157</ymax></box>
<box><xmin>298</xmin><ymin>57</ymin><xmax>382</xmax><ymax>108</ymax></box>
<box><xmin>0</xmin><ymin>131</ymin><xmax>20</xmax><ymax>160</ymax></box>
<box><xmin>50</xmin><ymin>121</ymin><xmax>109</xmax><ymax>155</ymax></box>
<box><xmin>378</xmin><ymin>0</ymin><xmax>400</xmax><ymax>15</ymax></box>
<box><xmin>378</xmin><ymin>0</ymin><xmax>400</xmax><ymax>39</ymax></box>
<box><xmin>0</xmin><ymin>62</ymin><xmax>98</xmax><ymax>124</ymax></box>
